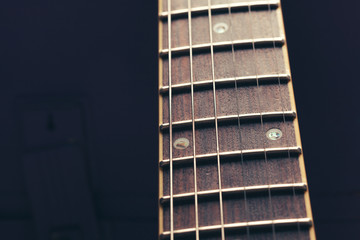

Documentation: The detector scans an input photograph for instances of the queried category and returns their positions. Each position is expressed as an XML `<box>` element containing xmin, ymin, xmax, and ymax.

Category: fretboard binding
<box><xmin>159</xmin><ymin>0</ymin><xmax>280</xmax><ymax>19</ymax></box>
<box><xmin>160</xmin><ymin>74</ymin><xmax>290</xmax><ymax>93</ymax></box>
<box><xmin>160</xmin><ymin>37</ymin><xmax>284</xmax><ymax>57</ymax></box>
<box><xmin>160</xmin><ymin>146</ymin><xmax>302</xmax><ymax>167</ymax></box>
<box><xmin>160</xmin><ymin>218</ymin><xmax>312</xmax><ymax>238</ymax></box>
<box><xmin>160</xmin><ymin>111</ymin><xmax>296</xmax><ymax>130</ymax></box>
<box><xmin>160</xmin><ymin>183</ymin><xmax>307</xmax><ymax>204</ymax></box>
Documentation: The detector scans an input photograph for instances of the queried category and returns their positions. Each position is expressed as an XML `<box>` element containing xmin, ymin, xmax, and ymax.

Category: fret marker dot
<box><xmin>213</xmin><ymin>23</ymin><xmax>229</xmax><ymax>34</ymax></box>
<box><xmin>266</xmin><ymin>128</ymin><xmax>282</xmax><ymax>141</ymax></box>
<box><xmin>173</xmin><ymin>138</ymin><xmax>190</xmax><ymax>150</ymax></box>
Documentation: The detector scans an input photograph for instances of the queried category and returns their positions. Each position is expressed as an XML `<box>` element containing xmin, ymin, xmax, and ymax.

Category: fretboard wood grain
<box><xmin>158</xmin><ymin>1</ymin><xmax>316</xmax><ymax>239</ymax></box>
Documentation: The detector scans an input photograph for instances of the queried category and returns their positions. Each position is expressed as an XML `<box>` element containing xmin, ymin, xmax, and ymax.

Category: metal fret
<box><xmin>160</xmin><ymin>37</ymin><xmax>284</xmax><ymax>57</ymax></box>
<box><xmin>160</xmin><ymin>146</ymin><xmax>302</xmax><ymax>167</ymax></box>
<box><xmin>160</xmin><ymin>74</ymin><xmax>290</xmax><ymax>93</ymax></box>
<box><xmin>160</xmin><ymin>111</ymin><xmax>296</xmax><ymax>130</ymax></box>
<box><xmin>160</xmin><ymin>218</ymin><xmax>312</xmax><ymax>239</ymax></box>
<box><xmin>160</xmin><ymin>183</ymin><xmax>307</xmax><ymax>204</ymax></box>
<box><xmin>159</xmin><ymin>0</ymin><xmax>280</xmax><ymax>20</ymax></box>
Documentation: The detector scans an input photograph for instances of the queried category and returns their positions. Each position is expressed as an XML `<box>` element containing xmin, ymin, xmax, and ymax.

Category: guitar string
<box><xmin>267</xmin><ymin>1</ymin><xmax>303</xmax><ymax>238</ymax></box>
<box><xmin>187</xmin><ymin>0</ymin><xmax>200</xmax><ymax>239</ymax></box>
<box><xmin>207</xmin><ymin>0</ymin><xmax>226</xmax><ymax>239</ymax></box>
<box><xmin>225</xmin><ymin>0</ymin><xmax>251</xmax><ymax>238</ymax></box>
<box><xmin>247</xmin><ymin>3</ymin><xmax>277</xmax><ymax>239</ymax></box>
<box><xmin>167</xmin><ymin>0</ymin><xmax>174</xmax><ymax>239</ymax></box>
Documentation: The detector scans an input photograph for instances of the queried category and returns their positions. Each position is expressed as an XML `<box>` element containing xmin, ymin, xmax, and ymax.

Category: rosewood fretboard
<box><xmin>158</xmin><ymin>1</ymin><xmax>316</xmax><ymax>239</ymax></box>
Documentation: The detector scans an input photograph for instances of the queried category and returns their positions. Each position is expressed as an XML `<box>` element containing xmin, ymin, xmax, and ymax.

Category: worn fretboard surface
<box><xmin>158</xmin><ymin>0</ymin><xmax>315</xmax><ymax>239</ymax></box>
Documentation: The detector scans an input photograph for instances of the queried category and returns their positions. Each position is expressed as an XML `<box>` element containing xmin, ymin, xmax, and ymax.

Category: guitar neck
<box><xmin>158</xmin><ymin>1</ymin><xmax>316</xmax><ymax>239</ymax></box>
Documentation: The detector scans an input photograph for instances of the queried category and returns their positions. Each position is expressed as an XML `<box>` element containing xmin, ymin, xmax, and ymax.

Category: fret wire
<box><xmin>159</xmin><ymin>37</ymin><xmax>285</xmax><ymax>56</ymax></box>
<box><xmin>160</xmin><ymin>183</ymin><xmax>307</xmax><ymax>203</ymax></box>
<box><xmin>160</xmin><ymin>73</ymin><xmax>291</xmax><ymax>93</ymax></box>
<box><xmin>207</xmin><ymin>1</ymin><xmax>225</xmax><ymax>239</ymax></box>
<box><xmin>160</xmin><ymin>146</ymin><xmax>302</xmax><ymax>166</ymax></box>
<box><xmin>226</xmin><ymin>0</ymin><xmax>251</xmax><ymax>237</ymax></box>
<box><xmin>167</xmin><ymin>0</ymin><xmax>174</xmax><ymax>239</ymax></box>
<box><xmin>266</xmin><ymin>1</ymin><xmax>302</xmax><ymax>237</ymax></box>
<box><xmin>160</xmin><ymin>218</ymin><xmax>312</xmax><ymax>238</ymax></box>
<box><xmin>247</xmin><ymin>3</ymin><xmax>277</xmax><ymax>239</ymax></box>
<box><xmin>159</xmin><ymin>0</ymin><xmax>280</xmax><ymax>19</ymax></box>
<box><xmin>187</xmin><ymin>0</ymin><xmax>200</xmax><ymax>239</ymax></box>
<box><xmin>160</xmin><ymin>111</ymin><xmax>297</xmax><ymax>130</ymax></box>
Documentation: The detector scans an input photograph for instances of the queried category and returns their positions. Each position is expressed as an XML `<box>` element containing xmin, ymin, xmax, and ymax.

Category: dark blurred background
<box><xmin>0</xmin><ymin>0</ymin><xmax>359</xmax><ymax>239</ymax></box>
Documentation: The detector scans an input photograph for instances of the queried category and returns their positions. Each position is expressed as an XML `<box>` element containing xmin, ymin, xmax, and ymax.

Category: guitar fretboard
<box><xmin>158</xmin><ymin>1</ymin><xmax>316</xmax><ymax>239</ymax></box>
